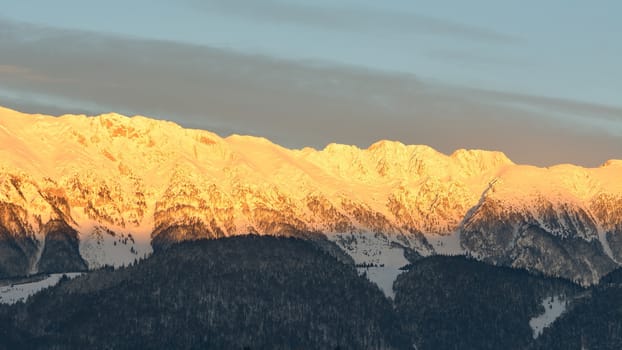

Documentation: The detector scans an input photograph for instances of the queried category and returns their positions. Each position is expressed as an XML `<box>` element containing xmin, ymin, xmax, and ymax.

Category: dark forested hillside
<box><xmin>3</xmin><ymin>237</ymin><xmax>622</xmax><ymax>350</ymax></box>
<box><xmin>531</xmin><ymin>275</ymin><xmax>622</xmax><ymax>350</ymax></box>
<box><xmin>0</xmin><ymin>236</ymin><xmax>406</xmax><ymax>350</ymax></box>
<box><xmin>599</xmin><ymin>266</ymin><xmax>622</xmax><ymax>284</ymax></box>
<box><xmin>393</xmin><ymin>256</ymin><xmax>582</xmax><ymax>350</ymax></box>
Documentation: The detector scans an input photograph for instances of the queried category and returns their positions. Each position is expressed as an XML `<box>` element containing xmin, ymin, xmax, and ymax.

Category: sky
<box><xmin>0</xmin><ymin>0</ymin><xmax>620</xmax><ymax>166</ymax></box>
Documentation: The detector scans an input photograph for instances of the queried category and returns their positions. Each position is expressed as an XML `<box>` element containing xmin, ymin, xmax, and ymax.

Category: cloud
<box><xmin>424</xmin><ymin>49</ymin><xmax>526</xmax><ymax>67</ymax></box>
<box><xmin>0</xmin><ymin>64</ymin><xmax>67</xmax><ymax>83</ymax></box>
<box><xmin>470</xmin><ymin>88</ymin><xmax>622</xmax><ymax>124</ymax></box>
<box><xmin>186</xmin><ymin>0</ymin><xmax>520</xmax><ymax>44</ymax></box>
<box><xmin>0</xmin><ymin>18</ymin><xmax>619</xmax><ymax>167</ymax></box>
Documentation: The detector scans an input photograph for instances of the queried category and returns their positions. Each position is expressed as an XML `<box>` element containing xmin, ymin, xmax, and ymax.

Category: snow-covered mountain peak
<box><xmin>601</xmin><ymin>159</ymin><xmax>622</xmax><ymax>168</ymax></box>
<box><xmin>450</xmin><ymin>148</ymin><xmax>513</xmax><ymax>173</ymax></box>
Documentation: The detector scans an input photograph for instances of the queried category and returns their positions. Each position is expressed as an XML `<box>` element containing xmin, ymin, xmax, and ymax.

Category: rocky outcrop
<box><xmin>461</xmin><ymin>194</ymin><xmax>620</xmax><ymax>285</ymax></box>
<box><xmin>37</xmin><ymin>219</ymin><xmax>87</xmax><ymax>273</ymax></box>
<box><xmin>0</xmin><ymin>202</ymin><xmax>38</xmax><ymax>277</ymax></box>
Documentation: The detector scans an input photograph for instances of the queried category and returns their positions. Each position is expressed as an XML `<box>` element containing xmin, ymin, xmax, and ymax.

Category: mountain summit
<box><xmin>0</xmin><ymin>106</ymin><xmax>621</xmax><ymax>285</ymax></box>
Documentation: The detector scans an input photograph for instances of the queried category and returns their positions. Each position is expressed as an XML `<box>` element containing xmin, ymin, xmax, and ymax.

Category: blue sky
<box><xmin>0</xmin><ymin>0</ymin><xmax>620</xmax><ymax>165</ymax></box>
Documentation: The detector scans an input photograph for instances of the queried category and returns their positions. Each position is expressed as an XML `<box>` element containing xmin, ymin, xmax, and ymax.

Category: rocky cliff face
<box><xmin>0</xmin><ymin>106</ymin><xmax>620</xmax><ymax>284</ymax></box>
<box><xmin>461</xmin><ymin>198</ymin><xmax>617</xmax><ymax>284</ymax></box>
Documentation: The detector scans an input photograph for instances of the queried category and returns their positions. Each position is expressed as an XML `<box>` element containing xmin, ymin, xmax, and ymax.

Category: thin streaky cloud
<box><xmin>461</xmin><ymin>87</ymin><xmax>622</xmax><ymax>123</ymax></box>
<box><xmin>424</xmin><ymin>49</ymin><xmax>527</xmax><ymax>67</ymax></box>
<box><xmin>187</xmin><ymin>0</ymin><xmax>521</xmax><ymax>44</ymax></box>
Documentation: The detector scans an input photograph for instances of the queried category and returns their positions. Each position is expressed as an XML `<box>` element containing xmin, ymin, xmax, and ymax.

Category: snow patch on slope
<box><xmin>79</xmin><ymin>226</ymin><xmax>152</xmax><ymax>268</ymax></box>
<box><xmin>427</xmin><ymin>232</ymin><xmax>464</xmax><ymax>256</ymax></box>
<box><xmin>361</xmin><ymin>266</ymin><xmax>405</xmax><ymax>299</ymax></box>
<box><xmin>0</xmin><ymin>273</ymin><xmax>82</xmax><ymax>304</ymax></box>
<box><xmin>529</xmin><ymin>295</ymin><xmax>567</xmax><ymax>339</ymax></box>
<box><xmin>591</xmin><ymin>213</ymin><xmax>618</xmax><ymax>263</ymax></box>
<box><xmin>328</xmin><ymin>232</ymin><xmax>409</xmax><ymax>298</ymax></box>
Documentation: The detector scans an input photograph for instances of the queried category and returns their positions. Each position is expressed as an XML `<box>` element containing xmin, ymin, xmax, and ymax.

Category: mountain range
<box><xmin>1</xmin><ymin>105</ymin><xmax>621</xmax><ymax>287</ymax></box>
